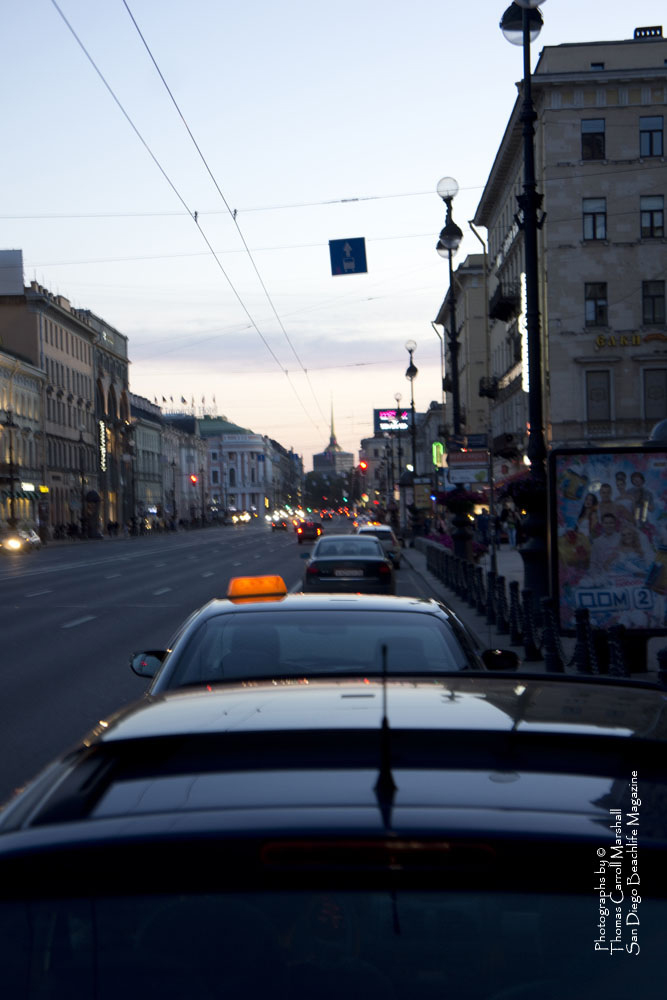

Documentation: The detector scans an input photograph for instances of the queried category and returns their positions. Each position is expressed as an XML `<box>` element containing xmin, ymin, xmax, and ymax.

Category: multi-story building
<box><xmin>473</xmin><ymin>25</ymin><xmax>667</xmax><ymax>480</ymax></box>
<box><xmin>130</xmin><ymin>394</ymin><xmax>164</xmax><ymax>525</ymax></box>
<box><xmin>0</xmin><ymin>348</ymin><xmax>45</xmax><ymax>529</ymax></box>
<box><xmin>433</xmin><ymin>253</ymin><xmax>490</xmax><ymax>445</ymax></box>
<box><xmin>199</xmin><ymin>415</ymin><xmax>263</xmax><ymax>514</ymax></box>
<box><xmin>163</xmin><ymin>414</ymin><xmax>208</xmax><ymax>523</ymax></box>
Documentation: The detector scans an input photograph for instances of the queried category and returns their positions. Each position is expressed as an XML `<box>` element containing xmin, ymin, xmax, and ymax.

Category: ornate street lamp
<box><xmin>404</xmin><ymin>340</ymin><xmax>418</xmax><ymax>475</ymax></box>
<box><xmin>436</xmin><ymin>176</ymin><xmax>464</xmax><ymax>441</ymax></box>
<box><xmin>500</xmin><ymin>0</ymin><xmax>549</xmax><ymax>605</ymax></box>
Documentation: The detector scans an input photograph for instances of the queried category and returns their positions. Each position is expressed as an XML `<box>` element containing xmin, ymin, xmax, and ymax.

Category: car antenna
<box><xmin>374</xmin><ymin>642</ymin><xmax>397</xmax><ymax>831</ymax></box>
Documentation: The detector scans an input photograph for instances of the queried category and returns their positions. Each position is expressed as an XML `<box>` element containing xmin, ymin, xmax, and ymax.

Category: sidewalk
<box><xmin>402</xmin><ymin>540</ymin><xmax>664</xmax><ymax>678</ymax></box>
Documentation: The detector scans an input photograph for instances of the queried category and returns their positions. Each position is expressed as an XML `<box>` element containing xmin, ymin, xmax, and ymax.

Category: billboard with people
<box><xmin>550</xmin><ymin>447</ymin><xmax>667</xmax><ymax>634</ymax></box>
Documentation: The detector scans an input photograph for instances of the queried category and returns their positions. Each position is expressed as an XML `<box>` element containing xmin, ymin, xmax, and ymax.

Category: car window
<box><xmin>1</xmin><ymin>889</ymin><xmax>659</xmax><ymax>997</ymax></box>
<box><xmin>166</xmin><ymin>609</ymin><xmax>473</xmax><ymax>685</ymax></box>
<box><xmin>315</xmin><ymin>539</ymin><xmax>383</xmax><ymax>557</ymax></box>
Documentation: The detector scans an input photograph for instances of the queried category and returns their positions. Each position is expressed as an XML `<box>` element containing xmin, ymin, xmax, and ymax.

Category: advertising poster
<box><xmin>550</xmin><ymin>448</ymin><xmax>667</xmax><ymax>634</ymax></box>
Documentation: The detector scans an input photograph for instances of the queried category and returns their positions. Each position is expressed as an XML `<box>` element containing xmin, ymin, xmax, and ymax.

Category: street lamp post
<box><xmin>436</xmin><ymin>177</ymin><xmax>464</xmax><ymax>439</ymax></box>
<box><xmin>500</xmin><ymin>0</ymin><xmax>549</xmax><ymax>605</ymax></box>
<box><xmin>78</xmin><ymin>425</ymin><xmax>86</xmax><ymax>539</ymax></box>
<box><xmin>404</xmin><ymin>341</ymin><xmax>418</xmax><ymax>474</ymax></box>
<box><xmin>436</xmin><ymin>179</ymin><xmax>472</xmax><ymax>560</ymax></box>
<box><xmin>171</xmin><ymin>459</ymin><xmax>178</xmax><ymax>525</ymax></box>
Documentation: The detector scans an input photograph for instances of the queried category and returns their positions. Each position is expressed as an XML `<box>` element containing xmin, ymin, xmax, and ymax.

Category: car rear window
<box><xmin>1</xmin><ymin>889</ymin><xmax>659</xmax><ymax>998</ymax></box>
<box><xmin>315</xmin><ymin>539</ymin><xmax>382</xmax><ymax>557</ymax></box>
<box><xmin>167</xmin><ymin>609</ymin><xmax>473</xmax><ymax>685</ymax></box>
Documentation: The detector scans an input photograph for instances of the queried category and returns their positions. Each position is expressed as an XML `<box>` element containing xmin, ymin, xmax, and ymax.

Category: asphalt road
<box><xmin>0</xmin><ymin>519</ymin><xmax>433</xmax><ymax>805</ymax></box>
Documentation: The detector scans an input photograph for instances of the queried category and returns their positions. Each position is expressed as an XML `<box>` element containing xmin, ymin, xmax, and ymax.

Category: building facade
<box><xmin>0</xmin><ymin>350</ymin><xmax>45</xmax><ymax>529</ymax></box>
<box><xmin>473</xmin><ymin>26</ymin><xmax>667</xmax><ymax>482</ymax></box>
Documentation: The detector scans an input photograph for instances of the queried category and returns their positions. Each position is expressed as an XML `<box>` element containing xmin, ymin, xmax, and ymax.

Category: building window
<box><xmin>640</xmin><ymin>195</ymin><xmax>664</xmax><ymax>238</ymax></box>
<box><xmin>582</xmin><ymin>119</ymin><xmax>605</xmax><ymax>160</ymax></box>
<box><xmin>639</xmin><ymin>116</ymin><xmax>663</xmax><ymax>157</ymax></box>
<box><xmin>644</xmin><ymin>369</ymin><xmax>667</xmax><ymax>421</ymax></box>
<box><xmin>586</xmin><ymin>371</ymin><xmax>611</xmax><ymax>421</ymax></box>
<box><xmin>211</xmin><ymin>469</ymin><xmax>219</xmax><ymax>484</ymax></box>
<box><xmin>211</xmin><ymin>451</ymin><xmax>218</xmax><ymax>461</ymax></box>
<box><xmin>643</xmin><ymin>281</ymin><xmax>665</xmax><ymax>325</ymax></box>
<box><xmin>229</xmin><ymin>468</ymin><xmax>236</xmax><ymax>487</ymax></box>
<box><xmin>583</xmin><ymin>198</ymin><xmax>606</xmax><ymax>239</ymax></box>
<box><xmin>585</xmin><ymin>283</ymin><xmax>608</xmax><ymax>326</ymax></box>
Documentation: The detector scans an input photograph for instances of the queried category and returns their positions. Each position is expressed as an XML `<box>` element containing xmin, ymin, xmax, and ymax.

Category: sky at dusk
<box><xmin>3</xmin><ymin>0</ymin><xmax>665</xmax><ymax>467</ymax></box>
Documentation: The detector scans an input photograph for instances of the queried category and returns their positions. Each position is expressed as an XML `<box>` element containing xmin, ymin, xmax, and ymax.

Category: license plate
<box><xmin>334</xmin><ymin>569</ymin><xmax>363</xmax><ymax>577</ymax></box>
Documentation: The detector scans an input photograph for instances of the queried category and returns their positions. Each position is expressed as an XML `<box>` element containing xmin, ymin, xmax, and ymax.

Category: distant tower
<box><xmin>313</xmin><ymin>402</ymin><xmax>354</xmax><ymax>474</ymax></box>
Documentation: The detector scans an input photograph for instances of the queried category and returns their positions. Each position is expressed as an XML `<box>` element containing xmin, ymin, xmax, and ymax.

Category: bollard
<box><xmin>607</xmin><ymin>625</ymin><xmax>630</xmax><ymax>679</ymax></box>
<box><xmin>540</xmin><ymin>597</ymin><xmax>565</xmax><ymax>672</ymax></box>
<box><xmin>657</xmin><ymin>647</ymin><xmax>667</xmax><ymax>688</ymax></box>
<box><xmin>475</xmin><ymin>565</ymin><xmax>486</xmax><ymax>615</ymax></box>
<box><xmin>466</xmin><ymin>562</ymin><xmax>477</xmax><ymax>609</ymax></box>
<box><xmin>569</xmin><ymin>608</ymin><xmax>599</xmax><ymax>675</ymax></box>
<box><xmin>495</xmin><ymin>576</ymin><xmax>510</xmax><ymax>635</ymax></box>
<box><xmin>521</xmin><ymin>588</ymin><xmax>542</xmax><ymax>662</ymax></box>
<box><xmin>486</xmin><ymin>571</ymin><xmax>497</xmax><ymax>625</ymax></box>
<box><xmin>508</xmin><ymin>581</ymin><xmax>524</xmax><ymax>647</ymax></box>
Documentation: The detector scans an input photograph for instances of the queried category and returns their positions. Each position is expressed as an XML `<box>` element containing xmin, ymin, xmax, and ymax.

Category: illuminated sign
<box><xmin>98</xmin><ymin>420</ymin><xmax>107</xmax><ymax>472</ymax></box>
<box><xmin>374</xmin><ymin>408</ymin><xmax>410</xmax><ymax>434</ymax></box>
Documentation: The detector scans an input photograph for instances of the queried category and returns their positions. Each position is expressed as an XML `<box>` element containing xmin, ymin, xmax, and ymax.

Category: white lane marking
<box><xmin>105</xmin><ymin>573</ymin><xmax>121</xmax><ymax>579</ymax></box>
<box><xmin>202</xmin><ymin>571</ymin><xmax>214</xmax><ymax>578</ymax></box>
<box><xmin>62</xmin><ymin>615</ymin><xmax>96</xmax><ymax>629</ymax></box>
<box><xmin>232</xmin><ymin>561</ymin><xmax>242</xmax><ymax>567</ymax></box>
<box><xmin>153</xmin><ymin>587</ymin><xmax>172</xmax><ymax>595</ymax></box>
<box><xmin>26</xmin><ymin>589</ymin><xmax>53</xmax><ymax>597</ymax></box>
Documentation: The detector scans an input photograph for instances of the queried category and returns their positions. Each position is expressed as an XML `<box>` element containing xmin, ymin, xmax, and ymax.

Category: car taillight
<box><xmin>297</xmin><ymin>527</ymin><xmax>303</xmax><ymax>534</ymax></box>
<box><xmin>378</xmin><ymin>562</ymin><xmax>391</xmax><ymax>577</ymax></box>
<box><xmin>306</xmin><ymin>564</ymin><xmax>319</xmax><ymax>576</ymax></box>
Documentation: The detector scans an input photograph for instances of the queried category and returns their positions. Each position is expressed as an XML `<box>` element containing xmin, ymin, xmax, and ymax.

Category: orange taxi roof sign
<box><xmin>226</xmin><ymin>574</ymin><xmax>288</xmax><ymax>603</ymax></box>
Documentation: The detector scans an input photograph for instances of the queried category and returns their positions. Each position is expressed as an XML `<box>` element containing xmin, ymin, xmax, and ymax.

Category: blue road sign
<box><xmin>329</xmin><ymin>237</ymin><xmax>367</xmax><ymax>276</ymax></box>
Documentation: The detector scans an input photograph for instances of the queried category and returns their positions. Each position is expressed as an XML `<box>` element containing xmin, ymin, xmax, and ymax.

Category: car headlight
<box><xmin>5</xmin><ymin>537</ymin><xmax>22</xmax><ymax>551</ymax></box>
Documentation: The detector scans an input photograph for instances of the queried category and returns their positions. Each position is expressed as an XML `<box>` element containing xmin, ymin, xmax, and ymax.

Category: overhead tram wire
<box><xmin>49</xmin><ymin>0</ymin><xmax>322</xmax><ymax>437</ymax></box>
<box><xmin>121</xmin><ymin>0</ymin><xmax>328</xmax><ymax>429</ymax></box>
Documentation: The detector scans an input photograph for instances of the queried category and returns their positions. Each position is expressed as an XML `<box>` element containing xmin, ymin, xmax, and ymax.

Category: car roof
<box><xmin>2</xmin><ymin>677</ymin><xmax>666</xmax><ymax>860</ymax></box>
<box><xmin>96</xmin><ymin>675</ymin><xmax>667</xmax><ymax>743</ymax></box>
<box><xmin>178</xmin><ymin>592</ymin><xmax>452</xmax><ymax>618</ymax></box>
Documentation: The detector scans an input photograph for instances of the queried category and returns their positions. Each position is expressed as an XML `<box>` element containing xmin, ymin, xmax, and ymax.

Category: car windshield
<box><xmin>1</xmin><ymin>889</ymin><xmax>659</xmax><ymax>998</ymax></box>
<box><xmin>166</xmin><ymin>609</ymin><xmax>474</xmax><ymax>686</ymax></box>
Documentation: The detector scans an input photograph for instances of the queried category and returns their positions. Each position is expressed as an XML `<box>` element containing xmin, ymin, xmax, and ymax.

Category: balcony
<box><xmin>489</xmin><ymin>280</ymin><xmax>520</xmax><ymax>322</ymax></box>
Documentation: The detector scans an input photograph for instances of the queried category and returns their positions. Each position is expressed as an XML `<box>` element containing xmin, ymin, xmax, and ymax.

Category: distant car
<box><xmin>296</xmin><ymin>520</ymin><xmax>322</xmax><ymax>544</ymax></box>
<box><xmin>0</xmin><ymin>526</ymin><xmax>41</xmax><ymax>554</ymax></box>
<box><xmin>271</xmin><ymin>517</ymin><xmax>289</xmax><ymax>531</ymax></box>
<box><xmin>356</xmin><ymin>523</ymin><xmax>402</xmax><ymax>567</ymax></box>
<box><xmin>0</xmin><ymin>672</ymin><xmax>664</xmax><ymax>999</ymax></box>
<box><xmin>130</xmin><ymin>573</ymin><xmax>520</xmax><ymax>692</ymax></box>
<box><xmin>302</xmin><ymin>533</ymin><xmax>395</xmax><ymax>594</ymax></box>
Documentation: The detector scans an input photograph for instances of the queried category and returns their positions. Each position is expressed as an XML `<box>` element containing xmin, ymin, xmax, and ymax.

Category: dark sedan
<box><xmin>296</xmin><ymin>520</ymin><xmax>323</xmax><ymax>543</ymax></box>
<box><xmin>0</xmin><ymin>674</ymin><xmax>665</xmax><ymax>998</ymax></box>
<box><xmin>130</xmin><ymin>574</ymin><xmax>520</xmax><ymax>692</ymax></box>
<box><xmin>302</xmin><ymin>534</ymin><xmax>395</xmax><ymax>594</ymax></box>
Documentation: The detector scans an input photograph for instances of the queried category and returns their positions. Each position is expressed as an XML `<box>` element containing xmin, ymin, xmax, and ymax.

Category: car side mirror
<box><xmin>481</xmin><ymin>648</ymin><xmax>520</xmax><ymax>671</ymax></box>
<box><xmin>130</xmin><ymin>650</ymin><xmax>167</xmax><ymax>678</ymax></box>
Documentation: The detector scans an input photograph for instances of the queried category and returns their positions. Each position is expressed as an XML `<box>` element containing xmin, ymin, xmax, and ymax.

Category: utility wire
<box><xmin>49</xmin><ymin>0</ymin><xmax>321</xmax><ymax>435</ymax></box>
<box><xmin>121</xmin><ymin>0</ymin><xmax>328</xmax><ymax>429</ymax></box>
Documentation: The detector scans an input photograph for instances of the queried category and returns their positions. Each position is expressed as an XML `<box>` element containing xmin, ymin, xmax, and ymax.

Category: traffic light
<box><xmin>359</xmin><ymin>460</ymin><xmax>368</xmax><ymax>474</ymax></box>
<box><xmin>189</xmin><ymin>474</ymin><xmax>199</xmax><ymax>485</ymax></box>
